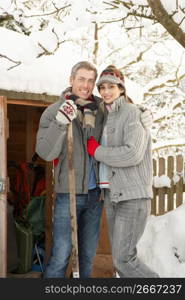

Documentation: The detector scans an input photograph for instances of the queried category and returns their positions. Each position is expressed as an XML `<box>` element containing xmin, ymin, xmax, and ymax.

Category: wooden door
<box><xmin>0</xmin><ymin>96</ymin><xmax>8</xmax><ymax>277</ymax></box>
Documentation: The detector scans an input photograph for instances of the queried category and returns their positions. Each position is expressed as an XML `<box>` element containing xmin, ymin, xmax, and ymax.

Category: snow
<box><xmin>0</xmin><ymin>27</ymin><xmax>39</xmax><ymax>64</ymax></box>
<box><xmin>0</xmin><ymin>27</ymin><xmax>74</xmax><ymax>95</ymax></box>
<box><xmin>138</xmin><ymin>203</ymin><xmax>185</xmax><ymax>277</ymax></box>
<box><xmin>153</xmin><ymin>175</ymin><xmax>171</xmax><ymax>188</ymax></box>
<box><xmin>0</xmin><ymin>27</ymin><xmax>144</xmax><ymax>102</ymax></box>
<box><xmin>0</xmin><ymin>1</ymin><xmax>185</xmax><ymax>278</ymax></box>
<box><xmin>173</xmin><ymin>174</ymin><xmax>181</xmax><ymax>184</ymax></box>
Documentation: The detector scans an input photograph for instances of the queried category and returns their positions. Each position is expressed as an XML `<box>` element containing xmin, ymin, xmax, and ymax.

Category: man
<box><xmin>35</xmin><ymin>61</ymin><xmax>152</xmax><ymax>278</ymax></box>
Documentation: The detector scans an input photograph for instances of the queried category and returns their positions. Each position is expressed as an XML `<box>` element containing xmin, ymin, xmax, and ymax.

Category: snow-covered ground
<box><xmin>138</xmin><ymin>202</ymin><xmax>185</xmax><ymax>277</ymax></box>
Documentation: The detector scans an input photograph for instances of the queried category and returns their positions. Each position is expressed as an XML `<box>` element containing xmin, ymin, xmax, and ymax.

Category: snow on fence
<box><xmin>152</xmin><ymin>155</ymin><xmax>185</xmax><ymax>215</ymax></box>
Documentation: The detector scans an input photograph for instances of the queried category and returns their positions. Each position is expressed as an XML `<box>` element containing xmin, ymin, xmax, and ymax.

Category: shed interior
<box><xmin>6</xmin><ymin>100</ymin><xmax>114</xmax><ymax>278</ymax></box>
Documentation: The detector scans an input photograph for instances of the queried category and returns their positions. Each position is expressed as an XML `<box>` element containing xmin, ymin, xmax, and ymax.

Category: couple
<box><xmin>36</xmin><ymin>61</ymin><xmax>159</xmax><ymax>278</ymax></box>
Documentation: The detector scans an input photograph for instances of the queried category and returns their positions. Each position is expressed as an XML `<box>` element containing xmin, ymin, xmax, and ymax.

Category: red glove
<box><xmin>53</xmin><ymin>158</ymin><xmax>59</xmax><ymax>167</ymax></box>
<box><xmin>87</xmin><ymin>136</ymin><xmax>100</xmax><ymax>156</ymax></box>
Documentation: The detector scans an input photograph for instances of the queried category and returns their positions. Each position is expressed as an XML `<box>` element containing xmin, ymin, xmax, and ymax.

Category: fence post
<box><xmin>176</xmin><ymin>155</ymin><xmax>183</xmax><ymax>208</ymax></box>
<box><xmin>151</xmin><ymin>159</ymin><xmax>157</xmax><ymax>215</ymax></box>
<box><xmin>158</xmin><ymin>157</ymin><xmax>166</xmax><ymax>214</ymax></box>
<box><xmin>167</xmin><ymin>156</ymin><xmax>174</xmax><ymax>211</ymax></box>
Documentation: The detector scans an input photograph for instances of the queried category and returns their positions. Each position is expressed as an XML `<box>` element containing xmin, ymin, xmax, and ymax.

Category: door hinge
<box><xmin>0</xmin><ymin>178</ymin><xmax>6</xmax><ymax>194</ymax></box>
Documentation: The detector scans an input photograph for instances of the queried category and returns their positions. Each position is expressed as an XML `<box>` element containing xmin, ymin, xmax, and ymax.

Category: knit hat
<box><xmin>96</xmin><ymin>65</ymin><xmax>125</xmax><ymax>90</ymax></box>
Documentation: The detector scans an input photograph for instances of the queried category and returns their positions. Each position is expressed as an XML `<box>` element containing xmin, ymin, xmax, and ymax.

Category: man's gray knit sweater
<box><xmin>94</xmin><ymin>96</ymin><xmax>153</xmax><ymax>202</ymax></box>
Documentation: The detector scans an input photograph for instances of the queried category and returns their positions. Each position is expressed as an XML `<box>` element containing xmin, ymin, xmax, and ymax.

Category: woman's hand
<box><xmin>87</xmin><ymin>136</ymin><xmax>100</xmax><ymax>156</ymax></box>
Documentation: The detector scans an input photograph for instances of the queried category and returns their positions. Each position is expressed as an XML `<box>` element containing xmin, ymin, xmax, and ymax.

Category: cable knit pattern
<box><xmin>94</xmin><ymin>96</ymin><xmax>153</xmax><ymax>202</ymax></box>
<box><xmin>98</xmin><ymin>126</ymin><xmax>110</xmax><ymax>188</ymax></box>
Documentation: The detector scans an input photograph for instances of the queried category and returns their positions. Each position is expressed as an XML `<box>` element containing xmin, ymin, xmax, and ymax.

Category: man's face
<box><xmin>70</xmin><ymin>68</ymin><xmax>96</xmax><ymax>99</ymax></box>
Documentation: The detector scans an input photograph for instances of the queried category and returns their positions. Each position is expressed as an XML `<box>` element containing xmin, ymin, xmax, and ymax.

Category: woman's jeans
<box><xmin>104</xmin><ymin>190</ymin><xmax>159</xmax><ymax>278</ymax></box>
<box><xmin>44</xmin><ymin>188</ymin><xmax>103</xmax><ymax>278</ymax></box>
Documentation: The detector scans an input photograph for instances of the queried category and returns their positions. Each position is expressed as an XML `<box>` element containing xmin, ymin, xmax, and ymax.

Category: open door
<box><xmin>0</xmin><ymin>96</ymin><xmax>8</xmax><ymax>277</ymax></box>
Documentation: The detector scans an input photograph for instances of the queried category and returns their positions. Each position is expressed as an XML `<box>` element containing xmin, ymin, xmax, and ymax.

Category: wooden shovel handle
<box><xmin>67</xmin><ymin>122</ymin><xmax>79</xmax><ymax>278</ymax></box>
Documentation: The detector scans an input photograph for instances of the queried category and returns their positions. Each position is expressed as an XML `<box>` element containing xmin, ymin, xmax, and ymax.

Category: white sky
<box><xmin>0</xmin><ymin>1</ymin><xmax>185</xmax><ymax>278</ymax></box>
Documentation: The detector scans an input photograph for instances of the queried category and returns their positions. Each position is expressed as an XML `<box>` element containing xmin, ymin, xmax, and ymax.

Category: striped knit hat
<box><xmin>96</xmin><ymin>65</ymin><xmax>125</xmax><ymax>90</ymax></box>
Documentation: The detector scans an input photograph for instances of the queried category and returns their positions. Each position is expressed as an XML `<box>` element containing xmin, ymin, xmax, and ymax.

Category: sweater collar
<box><xmin>105</xmin><ymin>95</ymin><xmax>127</xmax><ymax>112</ymax></box>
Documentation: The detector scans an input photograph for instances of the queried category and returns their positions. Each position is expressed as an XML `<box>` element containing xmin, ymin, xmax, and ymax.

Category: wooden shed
<box><xmin>0</xmin><ymin>91</ymin><xmax>113</xmax><ymax>278</ymax></box>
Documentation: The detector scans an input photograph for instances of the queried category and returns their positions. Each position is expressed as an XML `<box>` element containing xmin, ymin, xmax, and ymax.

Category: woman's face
<box><xmin>99</xmin><ymin>82</ymin><xmax>123</xmax><ymax>104</ymax></box>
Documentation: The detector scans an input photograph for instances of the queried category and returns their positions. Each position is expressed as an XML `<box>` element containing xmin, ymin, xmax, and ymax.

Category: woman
<box><xmin>87</xmin><ymin>65</ymin><xmax>159</xmax><ymax>278</ymax></box>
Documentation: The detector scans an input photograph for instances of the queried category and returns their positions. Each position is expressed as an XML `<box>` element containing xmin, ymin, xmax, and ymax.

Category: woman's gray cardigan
<box><xmin>95</xmin><ymin>97</ymin><xmax>153</xmax><ymax>202</ymax></box>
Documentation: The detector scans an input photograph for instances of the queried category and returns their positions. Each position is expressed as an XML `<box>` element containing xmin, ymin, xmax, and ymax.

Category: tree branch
<box><xmin>36</xmin><ymin>29</ymin><xmax>70</xmax><ymax>58</ymax></box>
<box><xmin>93</xmin><ymin>23</ymin><xmax>99</xmax><ymax>65</ymax></box>
<box><xmin>102</xmin><ymin>1</ymin><xmax>157</xmax><ymax>23</ymax></box>
<box><xmin>147</xmin><ymin>0</ymin><xmax>185</xmax><ymax>48</ymax></box>
<box><xmin>0</xmin><ymin>13</ymin><xmax>14</xmax><ymax>22</ymax></box>
<box><xmin>25</xmin><ymin>4</ymin><xmax>71</xmax><ymax>18</ymax></box>
<box><xmin>0</xmin><ymin>53</ymin><xmax>21</xmax><ymax>70</ymax></box>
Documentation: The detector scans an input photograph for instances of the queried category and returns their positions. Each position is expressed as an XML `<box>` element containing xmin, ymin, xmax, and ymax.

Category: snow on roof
<box><xmin>0</xmin><ymin>28</ymin><xmax>144</xmax><ymax>103</ymax></box>
<box><xmin>0</xmin><ymin>28</ymin><xmax>78</xmax><ymax>96</ymax></box>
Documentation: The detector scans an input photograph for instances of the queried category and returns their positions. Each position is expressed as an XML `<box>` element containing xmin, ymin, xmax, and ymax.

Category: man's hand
<box><xmin>141</xmin><ymin>109</ymin><xmax>153</xmax><ymax>129</ymax></box>
<box><xmin>56</xmin><ymin>100</ymin><xmax>77</xmax><ymax>125</ymax></box>
<box><xmin>87</xmin><ymin>136</ymin><xmax>100</xmax><ymax>157</ymax></box>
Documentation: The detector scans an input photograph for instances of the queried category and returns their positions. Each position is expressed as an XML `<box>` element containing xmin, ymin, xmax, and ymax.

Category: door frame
<box><xmin>0</xmin><ymin>96</ymin><xmax>8</xmax><ymax>277</ymax></box>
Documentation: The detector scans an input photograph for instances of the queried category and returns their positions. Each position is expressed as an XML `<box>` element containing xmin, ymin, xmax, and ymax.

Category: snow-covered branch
<box><xmin>0</xmin><ymin>53</ymin><xmax>21</xmax><ymax>70</ymax></box>
<box><xmin>147</xmin><ymin>0</ymin><xmax>185</xmax><ymax>48</ymax></box>
<box><xmin>36</xmin><ymin>28</ymin><xmax>66</xmax><ymax>57</ymax></box>
<box><xmin>24</xmin><ymin>4</ymin><xmax>71</xmax><ymax>18</ymax></box>
<box><xmin>0</xmin><ymin>13</ymin><xmax>14</xmax><ymax>22</ymax></box>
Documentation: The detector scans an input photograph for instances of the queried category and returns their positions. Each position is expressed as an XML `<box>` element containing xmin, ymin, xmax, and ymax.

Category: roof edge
<box><xmin>0</xmin><ymin>89</ymin><xmax>59</xmax><ymax>103</ymax></box>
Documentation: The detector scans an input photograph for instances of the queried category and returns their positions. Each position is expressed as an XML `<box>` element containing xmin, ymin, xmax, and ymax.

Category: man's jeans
<box><xmin>44</xmin><ymin>188</ymin><xmax>103</xmax><ymax>278</ymax></box>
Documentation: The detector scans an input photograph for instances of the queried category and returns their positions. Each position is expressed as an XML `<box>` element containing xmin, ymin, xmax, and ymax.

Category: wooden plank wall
<box><xmin>7</xmin><ymin>104</ymin><xmax>44</xmax><ymax>162</ymax></box>
<box><xmin>152</xmin><ymin>155</ymin><xmax>185</xmax><ymax>216</ymax></box>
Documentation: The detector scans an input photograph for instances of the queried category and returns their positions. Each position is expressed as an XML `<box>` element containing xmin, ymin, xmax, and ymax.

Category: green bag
<box><xmin>26</xmin><ymin>195</ymin><xmax>45</xmax><ymax>238</ymax></box>
<box><xmin>15</xmin><ymin>220</ymin><xmax>33</xmax><ymax>274</ymax></box>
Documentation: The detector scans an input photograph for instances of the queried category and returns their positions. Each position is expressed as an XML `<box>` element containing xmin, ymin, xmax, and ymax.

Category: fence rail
<box><xmin>151</xmin><ymin>155</ymin><xmax>185</xmax><ymax>215</ymax></box>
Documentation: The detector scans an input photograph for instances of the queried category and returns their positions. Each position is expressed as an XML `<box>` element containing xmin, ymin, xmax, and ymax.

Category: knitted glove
<box><xmin>56</xmin><ymin>100</ymin><xmax>77</xmax><ymax>125</ymax></box>
<box><xmin>141</xmin><ymin>109</ymin><xmax>153</xmax><ymax>129</ymax></box>
<box><xmin>87</xmin><ymin>136</ymin><xmax>100</xmax><ymax>157</ymax></box>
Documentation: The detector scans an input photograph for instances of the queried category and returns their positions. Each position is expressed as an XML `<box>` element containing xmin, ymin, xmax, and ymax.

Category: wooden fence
<box><xmin>151</xmin><ymin>155</ymin><xmax>185</xmax><ymax>216</ymax></box>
